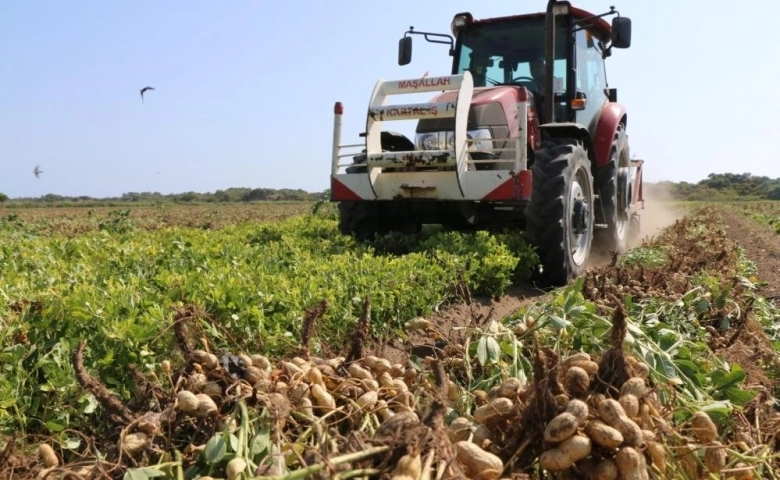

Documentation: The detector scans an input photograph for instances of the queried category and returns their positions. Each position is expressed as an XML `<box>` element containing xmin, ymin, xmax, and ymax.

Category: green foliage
<box><xmin>766</xmin><ymin>183</ymin><xmax>780</xmax><ymax>200</ymax></box>
<box><xmin>416</xmin><ymin>230</ymin><xmax>521</xmax><ymax>297</ymax></box>
<box><xmin>0</xmin><ymin>192</ymin><xmax>8</xmax><ymax>202</ymax></box>
<box><xmin>0</xmin><ymin>212</ymin><xmax>538</xmax><ymax>436</ymax></box>
<box><xmin>96</xmin><ymin>209</ymin><xmax>136</xmax><ymax>234</ymax></box>
<box><xmin>618</xmin><ymin>244</ymin><xmax>671</xmax><ymax>267</ymax></box>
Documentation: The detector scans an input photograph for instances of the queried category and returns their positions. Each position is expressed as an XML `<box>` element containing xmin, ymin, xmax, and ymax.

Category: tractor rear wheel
<box><xmin>525</xmin><ymin>140</ymin><xmax>595</xmax><ymax>287</ymax></box>
<box><xmin>595</xmin><ymin>124</ymin><xmax>631</xmax><ymax>254</ymax></box>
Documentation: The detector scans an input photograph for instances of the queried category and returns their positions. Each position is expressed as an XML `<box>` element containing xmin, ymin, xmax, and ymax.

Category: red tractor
<box><xmin>330</xmin><ymin>1</ymin><xmax>644</xmax><ymax>287</ymax></box>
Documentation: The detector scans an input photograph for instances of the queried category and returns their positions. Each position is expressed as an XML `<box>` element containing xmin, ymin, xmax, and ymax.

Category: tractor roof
<box><xmin>469</xmin><ymin>7</ymin><xmax>612</xmax><ymax>43</ymax></box>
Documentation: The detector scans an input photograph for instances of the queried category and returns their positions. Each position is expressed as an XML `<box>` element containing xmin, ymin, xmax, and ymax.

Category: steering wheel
<box><xmin>511</xmin><ymin>76</ymin><xmax>541</xmax><ymax>91</ymax></box>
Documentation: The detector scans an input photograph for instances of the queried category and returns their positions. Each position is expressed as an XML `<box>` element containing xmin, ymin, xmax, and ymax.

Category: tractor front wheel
<box><xmin>525</xmin><ymin>140</ymin><xmax>595</xmax><ymax>287</ymax></box>
<box><xmin>338</xmin><ymin>201</ymin><xmax>387</xmax><ymax>241</ymax></box>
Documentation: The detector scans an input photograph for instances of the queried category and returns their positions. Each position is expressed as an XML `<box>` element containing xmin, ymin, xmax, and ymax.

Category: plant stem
<box><xmin>250</xmin><ymin>445</ymin><xmax>389</xmax><ymax>480</ymax></box>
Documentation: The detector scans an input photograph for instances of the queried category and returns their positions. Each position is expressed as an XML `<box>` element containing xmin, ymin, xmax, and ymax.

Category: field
<box><xmin>0</xmin><ymin>200</ymin><xmax>778</xmax><ymax>479</ymax></box>
<box><xmin>0</xmin><ymin>203</ymin><xmax>313</xmax><ymax>236</ymax></box>
<box><xmin>724</xmin><ymin>201</ymin><xmax>780</xmax><ymax>234</ymax></box>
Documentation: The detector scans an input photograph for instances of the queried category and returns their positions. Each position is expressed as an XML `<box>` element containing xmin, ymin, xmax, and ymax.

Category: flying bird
<box><xmin>34</xmin><ymin>165</ymin><xmax>43</xmax><ymax>178</ymax></box>
<box><xmin>140</xmin><ymin>86</ymin><xmax>155</xmax><ymax>102</ymax></box>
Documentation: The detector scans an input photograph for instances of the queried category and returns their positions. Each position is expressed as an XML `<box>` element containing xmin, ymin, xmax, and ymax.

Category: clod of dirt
<box><xmin>594</xmin><ymin>298</ymin><xmax>631</xmax><ymax>397</ymax></box>
<box><xmin>344</xmin><ymin>296</ymin><xmax>371</xmax><ymax>365</ymax></box>
<box><xmin>299</xmin><ymin>300</ymin><xmax>327</xmax><ymax>360</ymax></box>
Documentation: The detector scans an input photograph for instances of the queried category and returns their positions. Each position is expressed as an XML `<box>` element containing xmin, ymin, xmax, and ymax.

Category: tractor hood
<box><xmin>416</xmin><ymin>85</ymin><xmax>528</xmax><ymax>135</ymax></box>
<box><xmin>430</xmin><ymin>85</ymin><xmax>529</xmax><ymax>106</ymax></box>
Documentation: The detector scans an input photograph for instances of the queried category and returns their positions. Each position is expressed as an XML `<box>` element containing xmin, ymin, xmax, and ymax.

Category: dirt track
<box><xmin>717</xmin><ymin>208</ymin><xmax>780</xmax><ymax>303</ymax></box>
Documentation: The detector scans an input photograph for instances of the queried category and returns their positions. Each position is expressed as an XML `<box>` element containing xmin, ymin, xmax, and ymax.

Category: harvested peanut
<box><xmin>539</xmin><ymin>448</ymin><xmax>573</xmax><ymax>471</ymax></box>
<box><xmin>646</xmin><ymin>441</ymin><xmax>666</xmax><ymax>472</ymax></box>
<box><xmin>598</xmin><ymin>399</ymin><xmax>644</xmax><ymax>447</ymax></box>
<box><xmin>348</xmin><ymin>363</ymin><xmax>373</xmax><ymax>381</ymax></box>
<box><xmin>447</xmin><ymin>417</ymin><xmax>472</xmax><ymax>443</ymax></box>
<box><xmin>690</xmin><ymin>411</ymin><xmax>718</xmax><ymax>443</ymax></box>
<box><xmin>177</xmin><ymin>390</ymin><xmax>201</xmax><ymax>415</ymax></box>
<box><xmin>592</xmin><ymin>458</ymin><xmax>618</xmax><ymax>480</ymax></box>
<box><xmin>226</xmin><ymin>457</ymin><xmax>247</xmax><ymax>480</ymax></box>
<box><xmin>585</xmin><ymin>419</ymin><xmax>624</xmax><ymax>449</ymax></box>
<box><xmin>565</xmin><ymin>399</ymin><xmax>589</xmax><ymax>425</ymax></box>
<box><xmin>564</xmin><ymin>366</ymin><xmax>590</xmax><ymax>396</ymax></box>
<box><xmin>619</xmin><ymin>393</ymin><xmax>640</xmax><ymax>418</ymax></box>
<box><xmin>121</xmin><ymin>432</ymin><xmax>149</xmax><ymax>455</ymax></box>
<box><xmin>243</xmin><ymin>365</ymin><xmax>265</xmax><ymax>384</ymax></box>
<box><xmin>311</xmin><ymin>383</ymin><xmax>336</xmax><ymax>411</ymax></box>
<box><xmin>196</xmin><ymin>393</ymin><xmax>218</xmax><ymax>417</ymax></box>
<box><xmin>704</xmin><ymin>440</ymin><xmax>727</xmax><ymax>474</ymax></box>
<box><xmin>615</xmin><ymin>446</ymin><xmax>649</xmax><ymax>480</ymax></box>
<box><xmin>559</xmin><ymin>434</ymin><xmax>591</xmax><ymax>462</ymax></box>
<box><xmin>391</xmin><ymin>452</ymin><xmax>421</xmax><ymax>480</ymax></box>
<box><xmin>498</xmin><ymin>377</ymin><xmax>523</xmax><ymax>398</ymax></box>
<box><xmin>250</xmin><ymin>354</ymin><xmax>270</xmax><ymax>370</ymax></box>
<box><xmin>544</xmin><ymin>412</ymin><xmax>578</xmax><ymax>443</ymax></box>
<box><xmin>619</xmin><ymin>377</ymin><xmax>647</xmax><ymax>398</ymax></box>
<box><xmin>38</xmin><ymin>443</ymin><xmax>58</xmax><ymax>468</ymax></box>
<box><xmin>473</xmin><ymin>397</ymin><xmax>514</xmax><ymax>425</ymax></box>
<box><xmin>455</xmin><ymin>441</ymin><xmax>503</xmax><ymax>477</ymax></box>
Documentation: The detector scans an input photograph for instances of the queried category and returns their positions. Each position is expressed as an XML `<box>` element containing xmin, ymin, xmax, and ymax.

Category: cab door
<box><xmin>574</xmin><ymin>29</ymin><xmax>609</xmax><ymax>131</ymax></box>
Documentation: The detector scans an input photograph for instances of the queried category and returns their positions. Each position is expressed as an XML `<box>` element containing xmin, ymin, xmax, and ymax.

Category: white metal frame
<box><xmin>331</xmin><ymin>71</ymin><xmax>530</xmax><ymax>201</ymax></box>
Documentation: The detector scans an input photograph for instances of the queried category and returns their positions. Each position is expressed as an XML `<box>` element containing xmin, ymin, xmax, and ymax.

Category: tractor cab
<box><xmin>399</xmin><ymin>2</ymin><xmax>631</xmax><ymax>134</ymax></box>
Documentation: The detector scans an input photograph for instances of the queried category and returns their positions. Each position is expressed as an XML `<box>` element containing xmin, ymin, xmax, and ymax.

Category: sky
<box><xmin>2</xmin><ymin>1</ymin><xmax>780</xmax><ymax>199</ymax></box>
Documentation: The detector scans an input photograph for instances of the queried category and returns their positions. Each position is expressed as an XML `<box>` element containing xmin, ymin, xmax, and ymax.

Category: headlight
<box><xmin>450</xmin><ymin>13</ymin><xmax>472</xmax><ymax>36</ymax></box>
<box><xmin>416</xmin><ymin>133</ymin><xmax>440</xmax><ymax>150</ymax></box>
<box><xmin>416</xmin><ymin>129</ymin><xmax>494</xmax><ymax>153</ymax></box>
<box><xmin>468</xmin><ymin>128</ymin><xmax>494</xmax><ymax>153</ymax></box>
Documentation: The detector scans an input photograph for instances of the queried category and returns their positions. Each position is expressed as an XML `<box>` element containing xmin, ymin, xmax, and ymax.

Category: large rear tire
<box><xmin>526</xmin><ymin>140</ymin><xmax>595</xmax><ymax>287</ymax></box>
<box><xmin>595</xmin><ymin>124</ymin><xmax>631</xmax><ymax>254</ymax></box>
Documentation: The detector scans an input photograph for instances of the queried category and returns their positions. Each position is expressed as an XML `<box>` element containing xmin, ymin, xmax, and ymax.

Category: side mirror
<box><xmin>611</xmin><ymin>16</ymin><xmax>631</xmax><ymax>48</ymax></box>
<box><xmin>398</xmin><ymin>36</ymin><xmax>412</xmax><ymax>66</ymax></box>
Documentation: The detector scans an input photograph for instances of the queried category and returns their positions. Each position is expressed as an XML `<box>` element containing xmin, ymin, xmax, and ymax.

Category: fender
<box><xmin>540</xmin><ymin>122</ymin><xmax>594</xmax><ymax>160</ymax></box>
<box><xmin>593</xmin><ymin>103</ymin><xmax>627</xmax><ymax>168</ymax></box>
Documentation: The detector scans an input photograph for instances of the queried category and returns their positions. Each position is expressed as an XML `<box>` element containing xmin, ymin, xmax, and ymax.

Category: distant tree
<box><xmin>242</xmin><ymin>188</ymin><xmax>271</xmax><ymax>201</ymax></box>
<box><xmin>175</xmin><ymin>192</ymin><xmax>200</xmax><ymax>202</ymax></box>
<box><xmin>213</xmin><ymin>190</ymin><xmax>231</xmax><ymax>202</ymax></box>
<box><xmin>42</xmin><ymin>194</ymin><xmax>65</xmax><ymax>202</ymax></box>
<box><xmin>0</xmin><ymin>192</ymin><xmax>8</xmax><ymax>202</ymax></box>
<box><xmin>766</xmin><ymin>183</ymin><xmax>780</xmax><ymax>200</ymax></box>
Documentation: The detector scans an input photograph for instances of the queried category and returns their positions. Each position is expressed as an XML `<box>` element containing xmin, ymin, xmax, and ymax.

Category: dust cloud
<box><xmin>629</xmin><ymin>183</ymin><xmax>687</xmax><ymax>247</ymax></box>
<box><xmin>586</xmin><ymin>182</ymin><xmax>686</xmax><ymax>269</ymax></box>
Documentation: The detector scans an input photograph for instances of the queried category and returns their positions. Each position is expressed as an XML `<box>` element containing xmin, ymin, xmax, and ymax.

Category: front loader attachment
<box><xmin>331</xmin><ymin>71</ymin><xmax>532</xmax><ymax>203</ymax></box>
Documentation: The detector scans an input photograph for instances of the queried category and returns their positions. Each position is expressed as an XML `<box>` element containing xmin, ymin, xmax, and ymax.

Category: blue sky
<box><xmin>2</xmin><ymin>1</ymin><xmax>779</xmax><ymax>199</ymax></box>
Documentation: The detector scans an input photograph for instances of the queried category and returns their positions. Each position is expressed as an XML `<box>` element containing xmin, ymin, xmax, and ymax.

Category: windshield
<box><xmin>453</xmin><ymin>17</ymin><xmax>568</xmax><ymax>92</ymax></box>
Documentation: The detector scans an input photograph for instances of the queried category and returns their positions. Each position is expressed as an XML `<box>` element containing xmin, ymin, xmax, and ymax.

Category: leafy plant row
<box><xmin>0</xmin><ymin>213</ymin><xmax>538</xmax><ymax>436</ymax></box>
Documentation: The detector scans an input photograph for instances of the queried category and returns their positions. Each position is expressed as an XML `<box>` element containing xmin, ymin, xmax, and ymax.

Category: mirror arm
<box><xmin>404</xmin><ymin>27</ymin><xmax>455</xmax><ymax>56</ymax></box>
<box><xmin>572</xmin><ymin>5</ymin><xmax>620</xmax><ymax>32</ymax></box>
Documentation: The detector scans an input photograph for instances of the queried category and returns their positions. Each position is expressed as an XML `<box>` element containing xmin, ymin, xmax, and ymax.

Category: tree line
<box><xmin>1</xmin><ymin>173</ymin><xmax>779</xmax><ymax>205</ymax></box>
<box><xmin>646</xmin><ymin>173</ymin><xmax>780</xmax><ymax>201</ymax></box>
